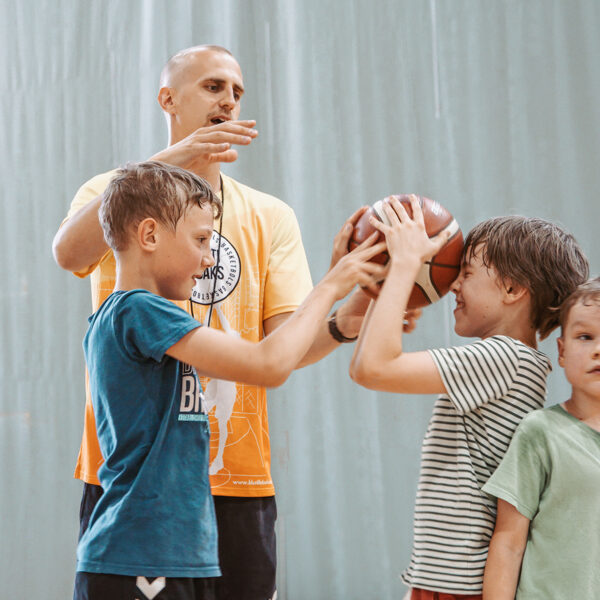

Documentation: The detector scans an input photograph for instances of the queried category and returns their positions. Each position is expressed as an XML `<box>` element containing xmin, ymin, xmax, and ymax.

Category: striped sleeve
<box><xmin>429</xmin><ymin>336</ymin><xmax>521</xmax><ymax>414</ymax></box>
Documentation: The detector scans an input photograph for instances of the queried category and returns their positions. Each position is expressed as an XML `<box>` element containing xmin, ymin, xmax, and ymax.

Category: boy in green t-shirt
<box><xmin>482</xmin><ymin>277</ymin><xmax>600</xmax><ymax>599</ymax></box>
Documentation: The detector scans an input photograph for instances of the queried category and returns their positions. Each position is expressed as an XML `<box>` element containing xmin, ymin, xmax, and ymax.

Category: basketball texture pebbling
<box><xmin>348</xmin><ymin>194</ymin><xmax>464</xmax><ymax>308</ymax></box>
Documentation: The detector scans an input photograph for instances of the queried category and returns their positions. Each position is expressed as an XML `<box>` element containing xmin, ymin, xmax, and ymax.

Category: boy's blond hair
<box><xmin>464</xmin><ymin>216</ymin><xmax>589</xmax><ymax>339</ymax></box>
<box><xmin>99</xmin><ymin>161</ymin><xmax>221</xmax><ymax>251</ymax></box>
<box><xmin>559</xmin><ymin>277</ymin><xmax>600</xmax><ymax>331</ymax></box>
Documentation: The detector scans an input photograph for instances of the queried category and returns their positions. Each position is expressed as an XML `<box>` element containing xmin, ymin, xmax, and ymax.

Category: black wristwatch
<box><xmin>327</xmin><ymin>310</ymin><xmax>358</xmax><ymax>343</ymax></box>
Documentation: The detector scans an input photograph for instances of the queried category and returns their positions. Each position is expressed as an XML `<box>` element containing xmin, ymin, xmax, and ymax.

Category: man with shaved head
<box><xmin>54</xmin><ymin>45</ymin><xmax>377</xmax><ymax>599</ymax></box>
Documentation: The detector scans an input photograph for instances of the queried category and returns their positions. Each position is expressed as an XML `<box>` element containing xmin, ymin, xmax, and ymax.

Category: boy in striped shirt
<box><xmin>350</xmin><ymin>196</ymin><xmax>589</xmax><ymax>599</ymax></box>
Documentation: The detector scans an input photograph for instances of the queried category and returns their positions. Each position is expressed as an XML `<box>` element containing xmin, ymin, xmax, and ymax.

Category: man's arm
<box><xmin>52</xmin><ymin>120</ymin><xmax>258</xmax><ymax>273</ymax></box>
<box><xmin>483</xmin><ymin>499</ymin><xmax>530</xmax><ymax>599</ymax></box>
<box><xmin>52</xmin><ymin>193</ymin><xmax>109</xmax><ymax>273</ymax></box>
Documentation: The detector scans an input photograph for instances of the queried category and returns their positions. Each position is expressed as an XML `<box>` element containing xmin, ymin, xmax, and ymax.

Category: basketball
<box><xmin>349</xmin><ymin>195</ymin><xmax>464</xmax><ymax>308</ymax></box>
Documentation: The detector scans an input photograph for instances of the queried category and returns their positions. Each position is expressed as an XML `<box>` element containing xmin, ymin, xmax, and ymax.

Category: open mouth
<box><xmin>210</xmin><ymin>117</ymin><xmax>228</xmax><ymax>125</ymax></box>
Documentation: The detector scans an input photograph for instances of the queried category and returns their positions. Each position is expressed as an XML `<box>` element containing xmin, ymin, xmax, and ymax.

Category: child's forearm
<box><xmin>483</xmin><ymin>499</ymin><xmax>529</xmax><ymax>599</ymax></box>
<box><xmin>351</xmin><ymin>260</ymin><xmax>420</xmax><ymax>376</ymax></box>
<box><xmin>483</xmin><ymin>537</ymin><xmax>523</xmax><ymax>599</ymax></box>
<box><xmin>364</xmin><ymin>260</ymin><xmax>420</xmax><ymax>348</ymax></box>
<box><xmin>171</xmin><ymin>235</ymin><xmax>385</xmax><ymax>387</ymax></box>
<box><xmin>175</xmin><ymin>281</ymin><xmax>342</xmax><ymax>388</ymax></box>
<box><xmin>259</xmin><ymin>281</ymin><xmax>340</xmax><ymax>383</ymax></box>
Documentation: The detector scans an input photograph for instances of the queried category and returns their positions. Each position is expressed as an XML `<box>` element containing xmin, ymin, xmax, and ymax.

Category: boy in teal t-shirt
<box><xmin>74</xmin><ymin>161</ymin><xmax>385</xmax><ymax>599</ymax></box>
<box><xmin>483</xmin><ymin>278</ymin><xmax>600</xmax><ymax>599</ymax></box>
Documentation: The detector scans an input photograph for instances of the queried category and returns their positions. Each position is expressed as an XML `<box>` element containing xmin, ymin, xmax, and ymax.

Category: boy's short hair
<box><xmin>559</xmin><ymin>277</ymin><xmax>600</xmax><ymax>332</ymax></box>
<box><xmin>464</xmin><ymin>216</ymin><xmax>589</xmax><ymax>339</ymax></box>
<box><xmin>99</xmin><ymin>161</ymin><xmax>221</xmax><ymax>251</ymax></box>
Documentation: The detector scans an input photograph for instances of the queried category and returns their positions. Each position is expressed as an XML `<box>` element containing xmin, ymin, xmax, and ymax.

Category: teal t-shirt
<box><xmin>483</xmin><ymin>404</ymin><xmax>600</xmax><ymax>598</ymax></box>
<box><xmin>77</xmin><ymin>290</ymin><xmax>221</xmax><ymax>578</ymax></box>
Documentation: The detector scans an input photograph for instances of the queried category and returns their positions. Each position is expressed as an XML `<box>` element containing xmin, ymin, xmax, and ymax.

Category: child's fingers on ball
<box><xmin>408</xmin><ymin>194</ymin><xmax>425</xmax><ymax>225</ymax></box>
<box><xmin>388</xmin><ymin>196</ymin><xmax>411</xmax><ymax>223</ymax></box>
<box><xmin>355</xmin><ymin>242</ymin><xmax>388</xmax><ymax>266</ymax></box>
<box><xmin>368</xmin><ymin>215</ymin><xmax>388</xmax><ymax>233</ymax></box>
<box><xmin>354</xmin><ymin>232</ymin><xmax>383</xmax><ymax>252</ymax></box>
<box><xmin>366</xmin><ymin>262</ymin><xmax>387</xmax><ymax>281</ymax></box>
<box><xmin>361</xmin><ymin>240</ymin><xmax>387</xmax><ymax>256</ymax></box>
<box><xmin>433</xmin><ymin>228</ymin><xmax>452</xmax><ymax>252</ymax></box>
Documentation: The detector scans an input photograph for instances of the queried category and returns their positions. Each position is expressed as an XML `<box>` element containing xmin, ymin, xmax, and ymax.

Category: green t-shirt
<box><xmin>483</xmin><ymin>404</ymin><xmax>600</xmax><ymax>598</ymax></box>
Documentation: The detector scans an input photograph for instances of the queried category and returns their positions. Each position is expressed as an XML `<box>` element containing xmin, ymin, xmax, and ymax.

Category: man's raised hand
<box><xmin>151</xmin><ymin>120</ymin><xmax>258</xmax><ymax>171</ymax></box>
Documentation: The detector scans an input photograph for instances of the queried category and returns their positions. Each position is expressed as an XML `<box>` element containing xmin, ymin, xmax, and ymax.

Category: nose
<box><xmin>219</xmin><ymin>86</ymin><xmax>237</xmax><ymax>111</ymax></box>
<box><xmin>203</xmin><ymin>251</ymin><xmax>216</xmax><ymax>269</ymax></box>
<box><xmin>450</xmin><ymin>272</ymin><xmax>463</xmax><ymax>294</ymax></box>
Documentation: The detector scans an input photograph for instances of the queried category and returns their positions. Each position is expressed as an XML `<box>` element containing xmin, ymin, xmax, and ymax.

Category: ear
<box><xmin>502</xmin><ymin>280</ymin><xmax>529</xmax><ymax>305</ymax></box>
<box><xmin>557</xmin><ymin>336</ymin><xmax>565</xmax><ymax>367</ymax></box>
<box><xmin>137</xmin><ymin>218</ymin><xmax>159</xmax><ymax>251</ymax></box>
<box><xmin>158</xmin><ymin>86</ymin><xmax>176</xmax><ymax>114</ymax></box>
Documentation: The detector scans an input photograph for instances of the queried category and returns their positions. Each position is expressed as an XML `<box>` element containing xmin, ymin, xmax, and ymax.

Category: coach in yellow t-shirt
<box><xmin>53</xmin><ymin>45</ymin><xmax>378</xmax><ymax>600</ymax></box>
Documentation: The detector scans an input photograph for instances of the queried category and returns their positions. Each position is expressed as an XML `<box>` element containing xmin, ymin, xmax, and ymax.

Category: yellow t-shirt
<box><xmin>68</xmin><ymin>170</ymin><xmax>313</xmax><ymax>496</ymax></box>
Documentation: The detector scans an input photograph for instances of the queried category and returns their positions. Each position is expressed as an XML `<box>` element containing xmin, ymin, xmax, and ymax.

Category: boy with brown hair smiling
<box><xmin>483</xmin><ymin>277</ymin><xmax>600</xmax><ymax>599</ymax></box>
<box><xmin>349</xmin><ymin>196</ymin><xmax>589</xmax><ymax>599</ymax></box>
<box><xmin>75</xmin><ymin>160</ymin><xmax>384</xmax><ymax>600</ymax></box>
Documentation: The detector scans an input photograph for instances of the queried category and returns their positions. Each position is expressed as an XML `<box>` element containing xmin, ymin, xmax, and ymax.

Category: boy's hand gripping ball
<box><xmin>349</xmin><ymin>195</ymin><xmax>464</xmax><ymax>308</ymax></box>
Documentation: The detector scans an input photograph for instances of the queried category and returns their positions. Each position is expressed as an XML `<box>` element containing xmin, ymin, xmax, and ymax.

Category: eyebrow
<box><xmin>568</xmin><ymin>320</ymin><xmax>592</xmax><ymax>330</ymax></box>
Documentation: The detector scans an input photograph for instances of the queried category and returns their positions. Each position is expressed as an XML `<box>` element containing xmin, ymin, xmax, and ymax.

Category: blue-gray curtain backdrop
<box><xmin>1</xmin><ymin>1</ymin><xmax>598</xmax><ymax>598</ymax></box>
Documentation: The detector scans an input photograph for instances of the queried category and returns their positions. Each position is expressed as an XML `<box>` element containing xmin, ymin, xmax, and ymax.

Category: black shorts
<box><xmin>78</xmin><ymin>482</ymin><xmax>104</xmax><ymax>541</ymax></box>
<box><xmin>78</xmin><ymin>484</ymin><xmax>277</xmax><ymax>600</ymax></box>
<box><xmin>74</xmin><ymin>572</ymin><xmax>216</xmax><ymax>600</ymax></box>
<box><xmin>213</xmin><ymin>495</ymin><xmax>277</xmax><ymax>600</ymax></box>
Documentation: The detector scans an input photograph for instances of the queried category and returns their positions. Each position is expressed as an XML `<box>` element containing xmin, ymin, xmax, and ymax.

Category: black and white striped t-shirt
<box><xmin>401</xmin><ymin>335</ymin><xmax>551</xmax><ymax>594</ymax></box>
